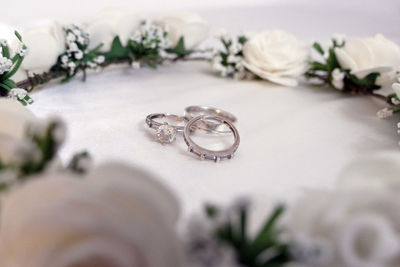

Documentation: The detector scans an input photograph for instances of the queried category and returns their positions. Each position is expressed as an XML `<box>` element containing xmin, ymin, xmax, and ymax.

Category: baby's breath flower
<box><xmin>226</xmin><ymin>54</ymin><xmax>239</xmax><ymax>64</ymax></box>
<box><xmin>74</xmin><ymin>50</ymin><xmax>83</xmax><ymax>60</ymax></box>
<box><xmin>229</xmin><ymin>43</ymin><xmax>242</xmax><ymax>55</ymax></box>
<box><xmin>14</xmin><ymin>42</ymin><xmax>29</xmax><ymax>57</ymax></box>
<box><xmin>130</xmin><ymin>20</ymin><xmax>170</xmax><ymax>51</ymax></box>
<box><xmin>66</xmin><ymin>33</ymin><xmax>76</xmax><ymax>42</ymax></box>
<box><xmin>61</xmin><ymin>55</ymin><xmax>68</xmax><ymax>64</ymax></box>
<box><xmin>59</xmin><ymin>24</ymin><xmax>103</xmax><ymax>75</ymax></box>
<box><xmin>131</xmin><ymin>61</ymin><xmax>141</xmax><ymax>69</ymax></box>
<box><xmin>94</xmin><ymin>55</ymin><xmax>105</xmax><ymax>64</ymax></box>
<box><xmin>68</xmin><ymin>42</ymin><xmax>79</xmax><ymax>52</ymax></box>
<box><xmin>8</xmin><ymin>88</ymin><xmax>31</xmax><ymax>104</ymax></box>
<box><xmin>0</xmin><ymin>39</ymin><xmax>8</xmax><ymax>47</ymax></box>
<box><xmin>0</xmin><ymin>56</ymin><xmax>12</xmax><ymax>75</ymax></box>
<box><xmin>212</xmin><ymin>32</ymin><xmax>249</xmax><ymax>79</ymax></box>
<box><xmin>215</xmin><ymin>28</ymin><xmax>230</xmax><ymax>43</ymax></box>
<box><xmin>67</xmin><ymin>61</ymin><xmax>76</xmax><ymax>74</ymax></box>
<box><xmin>377</xmin><ymin>107</ymin><xmax>393</xmax><ymax>119</ymax></box>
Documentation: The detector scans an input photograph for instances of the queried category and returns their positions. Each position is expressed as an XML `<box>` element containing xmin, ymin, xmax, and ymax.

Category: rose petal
<box><xmin>352</xmin><ymin>66</ymin><xmax>393</xmax><ymax>79</ymax></box>
<box><xmin>19</xmin><ymin>23</ymin><xmax>65</xmax><ymax>71</ymax></box>
<box><xmin>0</xmin><ymin>99</ymin><xmax>35</xmax><ymax>139</ymax></box>
<box><xmin>88</xmin><ymin>162</ymin><xmax>180</xmax><ymax>226</ymax></box>
<box><xmin>334</xmin><ymin>47</ymin><xmax>358</xmax><ymax>70</ymax></box>
<box><xmin>365</xmin><ymin>34</ymin><xmax>400</xmax><ymax>69</ymax></box>
<box><xmin>157</xmin><ymin>12</ymin><xmax>208</xmax><ymax>49</ymax></box>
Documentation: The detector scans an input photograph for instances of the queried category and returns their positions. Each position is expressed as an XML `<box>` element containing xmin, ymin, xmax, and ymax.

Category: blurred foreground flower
<box><xmin>286</xmin><ymin>151</ymin><xmax>400</xmax><ymax>267</ymax></box>
<box><xmin>0</xmin><ymin>162</ymin><xmax>183</xmax><ymax>267</ymax></box>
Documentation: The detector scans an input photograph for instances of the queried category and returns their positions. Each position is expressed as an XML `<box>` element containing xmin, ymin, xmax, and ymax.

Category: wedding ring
<box><xmin>145</xmin><ymin>113</ymin><xmax>185</xmax><ymax>144</ymax></box>
<box><xmin>183</xmin><ymin>115</ymin><xmax>240</xmax><ymax>162</ymax></box>
<box><xmin>184</xmin><ymin>106</ymin><xmax>237</xmax><ymax>134</ymax></box>
<box><xmin>184</xmin><ymin>105</ymin><xmax>237</xmax><ymax>122</ymax></box>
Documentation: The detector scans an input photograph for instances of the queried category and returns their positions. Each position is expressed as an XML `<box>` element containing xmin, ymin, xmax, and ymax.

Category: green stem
<box><xmin>14</xmin><ymin>56</ymin><xmax>209</xmax><ymax>91</ymax></box>
<box><xmin>3</xmin><ymin>56</ymin><xmax>23</xmax><ymax>80</ymax></box>
<box><xmin>1</xmin><ymin>45</ymin><xmax>10</xmax><ymax>58</ymax></box>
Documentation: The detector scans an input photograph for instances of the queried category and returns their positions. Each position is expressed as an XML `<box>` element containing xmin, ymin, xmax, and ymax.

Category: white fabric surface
<box><xmin>2</xmin><ymin>1</ymin><xmax>400</xmax><ymax>219</ymax></box>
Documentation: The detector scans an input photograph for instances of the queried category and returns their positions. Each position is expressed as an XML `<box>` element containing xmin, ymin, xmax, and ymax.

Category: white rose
<box><xmin>13</xmin><ymin>21</ymin><xmax>65</xmax><ymax>82</ymax></box>
<box><xmin>334</xmin><ymin>34</ymin><xmax>400</xmax><ymax>87</ymax></box>
<box><xmin>286</xmin><ymin>152</ymin><xmax>400</xmax><ymax>267</ymax></box>
<box><xmin>85</xmin><ymin>8</ymin><xmax>141</xmax><ymax>52</ymax></box>
<box><xmin>242</xmin><ymin>30</ymin><xmax>309</xmax><ymax>87</ymax></box>
<box><xmin>156</xmin><ymin>12</ymin><xmax>209</xmax><ymax>49</ymax></box>
<box><xmin>0</xmin><ymin>162</ymin><xmax>183</xmax><ymax>267</ymax></box>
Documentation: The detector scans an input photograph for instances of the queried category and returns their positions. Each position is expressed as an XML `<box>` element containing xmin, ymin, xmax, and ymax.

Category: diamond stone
<box><xmin>156</xmin><ymin>123</ymin><xmax>176</xmax><ymax>144</ymax></box>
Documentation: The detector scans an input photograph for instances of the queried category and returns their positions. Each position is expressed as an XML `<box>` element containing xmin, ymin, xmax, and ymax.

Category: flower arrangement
<box><xmin>1</xmin><ymin>8</ymin><xmax>400</xmax><ymax>267</ymax></box>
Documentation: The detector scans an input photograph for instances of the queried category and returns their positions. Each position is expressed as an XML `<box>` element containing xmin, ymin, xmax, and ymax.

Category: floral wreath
<box><xmin>0</xmin><ymin>9</ymin><xmax>400</xmax><ymax>267</ymax></box>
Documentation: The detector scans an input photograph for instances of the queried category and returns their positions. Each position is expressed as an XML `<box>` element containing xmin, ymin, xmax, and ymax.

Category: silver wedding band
<box><xmin>183</xmin><ymin>115</ymin><xmax>240</xmax><ymax>162</ymax></box>
<box><xmin>184</xmin><ymin>105</ymin><xmax>236</xmax><ymax>134</ymax></box>
<box><xmin>184</xmin><ymin>105</ymin><xmax>237</xmax><ymax>123</ymax></box>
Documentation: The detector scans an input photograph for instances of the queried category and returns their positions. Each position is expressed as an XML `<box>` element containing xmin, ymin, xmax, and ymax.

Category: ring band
<box><xmin>184</xmin><ymin>105</ymin><xmax>237</xmax><ymax>122</ymax></box>
<box><xmin>146</xmin><ymin>113</ymin><xmax>185</xmax><ymax>144</ymax></box>
<box><xmin>183</xmin><ymin>115</ymin><xmax>240</xmax><ymax>162</ymax></box>
<box><xmin>184</xmin><ymin>106</ymin><xmax>237</xmax><ymax>134</ymax></box>
<box><xmin>146</xmin><ymin>113</ymin><xmax>185</xmax><ymax>132</ymax></box>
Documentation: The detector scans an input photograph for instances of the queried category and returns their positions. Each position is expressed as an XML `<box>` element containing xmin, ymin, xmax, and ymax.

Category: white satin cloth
<box><xmin>2</xmin><ymin>0</ymin><xmax>400</xmax><ymax>220</ymax></box>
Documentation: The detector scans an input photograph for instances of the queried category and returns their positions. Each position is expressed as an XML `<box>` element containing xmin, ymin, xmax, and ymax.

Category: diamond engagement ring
<box><xmin>183</xmin><ymin>115</ymin><xmax>240</xmax><ymax>162</ymax></box>
<box><xmin>145</xmin><ymin>113</ymin><xmax>185</xmax><ymax>144</ymax></box>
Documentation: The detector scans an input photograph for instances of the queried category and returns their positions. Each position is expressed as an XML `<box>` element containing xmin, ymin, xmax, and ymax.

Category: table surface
<box><xmin>2</xmin><ymin>0</ymin><xmax>400</xmax><ymax>219</ymax></box>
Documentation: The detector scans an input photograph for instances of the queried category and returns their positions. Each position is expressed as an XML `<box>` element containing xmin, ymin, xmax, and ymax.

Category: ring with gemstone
<box><xmin>145</xmin><ymin>113</ymin><xmax>185</xmax><ymax>144</ymax></box>
<box><xmin>183</xmin><ymin>115</ymin><xmax>240</xmax><ymax>162</ymax></box>
<box><xmin>184</xmin><ymin>105</ymin><xmax>237</xmax><ymax>134</ymax></box>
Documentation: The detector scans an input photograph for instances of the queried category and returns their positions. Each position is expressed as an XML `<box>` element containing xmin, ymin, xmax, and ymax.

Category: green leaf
<box><xmin>245</xmin><ymin>205</ymin><xmax>285</xmax><ymax>258</ymax></box>
<box><xmin>20</xmin><ymin>121</ymin><xmax>59</xmax><ymax>175</ymax></box>
<box><xmin>326</xmin><ymin>48</ymin><xmax>340</xmax><ymax>72</ymax></box>
<box><xmin>348</xmin><ymin>72</ymin><xmax>381</xmax><ymax>91</ymax></box>
<box><xmin>310</xmin><ymin>61</ymin><xmax>328</xmax><ymax>71</ymax></box>
<box><xmin>90</xmin><ymin>43</ymin><xmax>104</xmax><ymax>54</ymax></box>
<box><xmin>239</xmin><ymin>206</ymin><xmax>248</xmax><ymax>248</ymax></box>
<box><xmin>166</xmin><ymin>37</ymin><xmax>193</xmax><ymax>57</ymax></box>
<box><xmin>0</xmin><ymin>83</ymin><xmax>11</xmax><ymax>91</ymax></box>
<box><xmin>103</xmin><ymin>36</ymin><xmax>130</xmax><ymax>61</ymax></box>
<box><xmin>205</xmin><ymin>204</ymin><xmax>219</xmax><ymax>218</ymax></box>
<box><xmin>14</xmin><ymin>31</ymin><xmax>22</xmax><ymax>41</ymax></box>
<box><xmin>2</xmin><ymin>79</ymin><xmax>17</xmax><ymax>89</ymax></box>
<box><xmin>313</xmin><ymin>42</ymin><xmax>324</xmax><ymax>55</ymax></box>
<box><xmin>238</xmin><ymin>35</ymin><xmax>248</xmax><ymax>45</ymax></box>
<box><xmin>1</xmin><ymin>44</ymin><xmax>10</xmax><ymax>59</ymax></box>
<box><xmin>3</xmin><ymin>56</ymin><xmax>24</xmax><ymax>80</ymax></box>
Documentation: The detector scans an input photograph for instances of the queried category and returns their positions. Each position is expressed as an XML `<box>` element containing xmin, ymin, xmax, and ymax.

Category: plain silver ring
<box><xmin>183</xmin><ymin>115</ymin><xmax>240</xmax><ymax>162</ymax></box>
<box><xmin>184</xmin><ymin>106</ymin><xmax>237</xmax><ymax>135</ymax></box>
<box><xmin>184</xmin><ymin>105</ymin><xmax>237</xmax><ymax>123</ymax></box>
